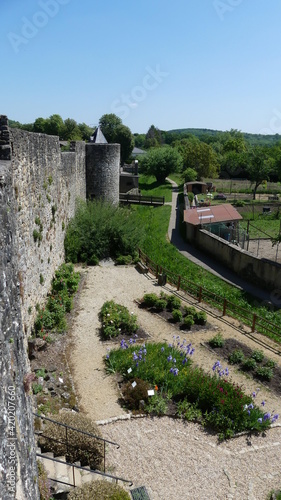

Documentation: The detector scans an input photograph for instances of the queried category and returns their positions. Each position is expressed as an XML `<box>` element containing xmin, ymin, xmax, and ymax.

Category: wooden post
<box><xmin>156</xmin><ymin>265</ymin><xmax>159</xmax><ymax>278</ymax></box>
<box><xmin>177</xmin><ymin>276</ymin><xmax>181</xmax><ymax>291</ymax></box>
<box><xmin>223</xmin><ymin>299</ymin><xmax>227</xmax><ymax>316</ymax></box>
<box><xmin>198</xmin><ymin>287</ymin><xmax>202</xmax><ymax>303</ymax></box>
<box><xmin>252</xmin><ymin>314</ymin><xmax>257</xmax><ymax>333</ymax></box>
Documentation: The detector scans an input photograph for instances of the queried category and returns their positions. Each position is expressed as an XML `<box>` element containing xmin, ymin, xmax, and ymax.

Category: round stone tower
<box><xmin>86</xmin><ymin>128</ymin><xmax>120</xmax><ymax>205</ymax></box>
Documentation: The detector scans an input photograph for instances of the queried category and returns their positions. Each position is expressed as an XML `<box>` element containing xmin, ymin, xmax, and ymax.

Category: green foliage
<box><xmin>99</xmin><ymin>301</ymin><xmax>138</xmax><ymax>339</ymax></box>
<box><xmin>256</xmin><ymin>366</ymin><xmax>274</xmax><ymax>381</ymax></box>
<box><xmin>154</xmin><ymin>298</ymin><xmax>167</xmax><ymax>311</ymax></box>
<box><xmin>176</xmin><ymin>400</ymin><xmax>202</xmax><ymax>421</ymax></box>
<box><xmin>183</xmin><ymin>306</ymin><xmax>197</xmax><ymax>317</ymax></box>
<box><xmin>172</xmin><ymin>309</ymin><xmax>183</xmax><ymax>323</ymax></box>
<box><xmin>265</xmin><ymin>359</ymin><xmax>277</xmax><ymax>369</ymax></box>
<box><xmin>144</xmin><ymin>393</ymin><xmax>168</xmax><ymax>415</ymax></box>
<box><xmin>241</xmin><ymin>357</ymin><xmax>257</xmax><ymax>371</ymax></box>
<box><xmin>39</xmin><ymin>274</ymin><xmax>44</xmax><ymax>285</ymax></box>
<box><xmin>251</xmin><ymin>349</ymin><xmax>265</xmax><ymax>363</ymax></box>
<box><xmin>182</xmin><ymin>167</ymin><xmax>198</xmax><ymax>183</ymax></box>
<box><xmin>142</xmin><ymin>293</ymin><xmax>159</xmax><ymax>307</ymax></box>
<box><xmin>38</xmin><ymin>412</ymin><xmax>104</xmax><ymax>470</ymax></box>
<box><xmin>34</xmin><ymin>263</ymin><xmax>80</xmax><ymax>336</ymax></box>
<box><xmin>182</xmin><ymin>315</ymin><xmax>194</xmax><ymax>329</ymax></box>
<box><xmin>32</xmin><ymin>383</ymin><xmax>43</xmax><ymax>395</ymax></box>
<box><xmin>139</xmin><ymin>145</ymin><xmax>183</xmax><ymax>182</ymax></box>
<box><xmin>228</xmin><ymin>349</ymin><xmax>244</xmax><ymax>365</ymax></box>
<box><xmin>65</xmin><ymin>200</ymin><xmax>144</xmax><ymax>264</ymax></box>
<box><xmin>33</xmin><ymin>229</ymin><xmax>42</xmax><ymax>244</ymax></box>
<box><xmin>194</xmin><ymin>311</ymin><xmax>207</xmax><ymax>325</ymax></box>
<box><xmin>106</xmin><ymin>340</ymin><xmax>271</xmax><ymax>439</ymax></box>
<box><xmin>68</xmin><ymin>480</ymin><xmax>131</xmax><ymax>500</ymax></box>
<box><xmin>99</xmin><ymin>113</ymin><xmax>134</xmax><ymax>164</ymax></box>
<box><xmin>166</xmin><ymin>295</ymin><xmax>181</xmax><ymax>311</ymax></box>
<box><xmin>138</xmin><ymin>174</ymin><xmax>173</xmax><ymax>202</ymax></box>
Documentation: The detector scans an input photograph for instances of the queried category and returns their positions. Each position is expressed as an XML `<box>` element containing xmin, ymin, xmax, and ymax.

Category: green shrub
<box><xmin>99</xmin><ymin>300</ymin><xmax>138</xmax><ymax>339</ymax></box>
<box><xmin>144</xmin><ymin>393</ymin><xmax>168</xmax><ymax>415</ymax></box>
<box><xmin>251</xmin><ymin>350</ymin><xmax>265</xmax><ymax>363</ymax></box>
<box><xmin>209</xmin><ymin>333</ymin><xmax>225</xmax><ymax>348</ymax></box>
<box><xmin>194</xmin><ymin>311</ymin><xmax>207</xmax><ymax>325</ymax></box>
<box><xmin>241</xmin><ymin>357</ymin><xmax>257</xmax><ymax>371</ymax></box>
<box><xmin>38</xmin><ymin>412</ymin><xmax>104</xmax><ymax>470</ymax></box>
<box><xmin>182</xmin><ymin>315</ymin><xmax>194</xmax><ymax>329</ymax></box>
<box><xmin>256</xmin><ymin>366</ymin><xmax>274</xmax><ymax>381</ymax></box>
<box><xmin>68</xmin><ymin>480</ymin><xmax>131</xmax><ymax>500</ymax></box>
<box><xmin>65</xmin><ymin>199</ymin><xmax>144</xmax><ymax>263</ymax></box>
<box><xmin>142</xmin><ymin>293</ymin><xmax>159</xmax><ymax>307</ymax></box>
<box><xmin>154</xmin><ymin>298</ymin><xmax>167</xmax><ymax>311</ymax></box>
<box><xmin>172</xmin><ymin>309</ymin><xmax>183</xmax><ymax>323</ymax></box>
<box><xmin>183</xmin><ymin>306</ymin><xmax>197</xmax><ymax>317</ymax></box>
<box><xmin>265</xmin><ymin>359</ymin><xmax>277</xmax><ymax>369</ymax></box>
<box><xmin>228</xmin><ymin>349</ymin><xmax>244</xmax><ymax>365</ymax></box>
<box><xmin>122</xmin><ymin>378</ymin><xmax>150</xmax><ymax>410</ymax></box>
<box><xmin>166</xmin><ymin>295</ymin><xmax>182</xmax><ymax>311</ymax></box>
<box><xmin>176</xmin><ymin>400</ymin><xmax>202</xmax><ymax>421</ymax></box>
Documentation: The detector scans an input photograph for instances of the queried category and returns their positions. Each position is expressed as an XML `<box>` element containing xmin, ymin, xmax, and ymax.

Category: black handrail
<box><xmin>36</xmin><ymin>453</ymin><xmax>133</xmax><ymax>487</ymax></box>
<box><xmin>33</xmin><ymin>412</ymin><xmax>120</xmax><ymax>473</ymax></box>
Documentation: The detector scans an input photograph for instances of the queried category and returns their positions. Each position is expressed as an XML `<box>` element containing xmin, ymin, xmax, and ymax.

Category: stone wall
<box><xmin>195</xmin><ymin>228</ymin><xmax>281</xmax><ymax>291</ymax></box>
<box><xmin>0</xmin><ymin>158</ymin><xmax>39</xmax><ymax>499</ymax></box>
<box><xmin>9</xmin><ymin>128</ymin><xmax>86</xmax><ymax>336</ymax></box>
<box><xmin>86</xmin><ymin>143</ymin><xmax>120</xmax><ymax>204</ymax></box>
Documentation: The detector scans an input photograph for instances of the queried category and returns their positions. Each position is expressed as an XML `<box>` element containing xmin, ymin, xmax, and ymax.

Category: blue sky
<box><xmin>1</xmin><ymin>0</ymin><xmax>281</xmax><ymax>134</ymax></box>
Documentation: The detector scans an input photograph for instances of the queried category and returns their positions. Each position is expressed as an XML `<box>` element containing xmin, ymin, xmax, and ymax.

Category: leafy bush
<box><xmin>176</xmin><ymin>400</ymin><xmax>202</xmax><ymax>421</ymax></box>
<box><xmin>183</xmin><ymin>306</ymin><xmax>197</xmax><ymax>317</ymax></box>
<box><xmin>194</xmin><ymin>311</ymin><xmax>207</xmax><ymax>325</ymax></box>
<box><xmin>251</xmin><ymin>349</ymin><xmax>265</xmax><ymax>363</ymax></box>
<box><xmin>256</xmin><ymin>366</ymin><xmax>274</xmax><ymax>381</ymax></box>
<box><xmin>172</xmin><ymin>309</ymin><xmax>183</xmax><ymax>323</ymax></box>
<box><xmin>122</xmin><ymin>378</ymin><xmax>150</xmax><ymax>410</ymax></box>
<box><xmin>241</xmin><ymin>357</ymin><xmax>257</xmax><ymax>372</ymax></box>
<box><xmin>154</xmin><ymin>298</ymin><xmax>167</xmax><ymax>311</ymax></box>
<box><xmin>99</xmin><ymin>301</ymin><xmax>138</xmax><ymax>339</ymax></box>
<box><xmin>228</xmin><ymin>349</ymin><xmax>244</xmax><ymax>365</ymax></box>
<box><xmin>166</xmin><ymin>295</ymin><xmax>182</xmax><ymax>311</ymax></box>
<box><xmin>65</xmin><ymin>199</ymin><xmax>144</xmax><ymax>264</ymax></box>
<box><xmin>144</xmin><ymin>393</ymin><xmax>168</xmax><ymax>415</ymax></box>
<box><xmin>209</xmin><ymin>333</ymin><xmax>225</xmax><ymax>348</ymax></box>
<box><xmin>34</xmin><ymin>263</ymin><xmax>80</xmax><ymax>337</ymax></box>
<box><xmin>68</xmin><ymin>480</ymin><xmax>131</xmax><ymax>500</ymax></box>
<box><xmin>265</xmin><ymin>359</ymin><xmax>277</xmax><ymax>369</ymax></box>
<box><xmin>182</xmin><ymin>315</ymin><xmax>194</xmax><ymax>329</ymax></box>
<box><xmin>38</xmin><ymin>412</ymin><xmax>104</xmax><ymax>470</ymax></box>
<box><xmin>142</xmin><ymin>293</ymin><xmax>159</xmax><ymax>308</ymax></box>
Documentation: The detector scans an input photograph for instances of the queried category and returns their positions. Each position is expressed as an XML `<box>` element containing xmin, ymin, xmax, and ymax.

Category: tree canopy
<box><xmin>139</xmin><ymin>146</ymin><xmax>183</xmax><ymax>183</ymax></box>
<box><xmin>99</xmin><ymin>113</ymin><xmax>134</xmax><ymax>165</ymax></box>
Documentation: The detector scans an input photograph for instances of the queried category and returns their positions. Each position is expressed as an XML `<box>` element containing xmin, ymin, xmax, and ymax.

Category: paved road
<box><xmin>166</xmin><ymin>178</ymin><xmax>273</xmax><ymax>304</ymax></box>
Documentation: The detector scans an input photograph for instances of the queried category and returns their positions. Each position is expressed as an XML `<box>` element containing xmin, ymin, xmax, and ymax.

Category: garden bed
<box><xmin>207</xmin><ymin>337</ymin><xmax>281</xmax><ymax>396</ymax></box>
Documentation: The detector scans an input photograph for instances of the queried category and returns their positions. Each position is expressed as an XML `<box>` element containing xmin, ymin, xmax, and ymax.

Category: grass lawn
<box><xmin>138</xmin><ymin>175</ymin><xmax>173</xmax><ymax>202</ymax></box>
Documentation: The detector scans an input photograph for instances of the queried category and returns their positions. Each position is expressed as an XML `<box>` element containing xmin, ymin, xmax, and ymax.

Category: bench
<box><xmin>136</xmin><ymin>261</ymin><xmax>149</xmax><ymax>274</ymax></box>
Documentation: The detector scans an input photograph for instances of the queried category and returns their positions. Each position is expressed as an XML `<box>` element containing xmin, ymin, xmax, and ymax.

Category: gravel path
<box><xmin>69</xmin><ymin>263</ymin><xmax>281</xmax><ymax>499</ymax></box>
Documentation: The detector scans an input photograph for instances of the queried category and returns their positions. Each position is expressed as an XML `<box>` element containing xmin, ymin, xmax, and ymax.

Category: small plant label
<box><xmin>127</xmin><ymin>368</ymin><xmax>132</xmax><ymax>374</ymax></box>
<box><xmin>147</xmin><ymin>390</ymin><xmax>154</xmax><ymax>396</ymax></box>
<box><xmin>132</xmin><ymin>381</ymin><xmax>137</xmax><ymax>388</ymax></box>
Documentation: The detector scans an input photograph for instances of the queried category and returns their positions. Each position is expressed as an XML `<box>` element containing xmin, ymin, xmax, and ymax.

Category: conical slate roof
<box><xmin>90</xmin><ymin>127</ymin><xmax>108</xmax><ymax>144</ymax></box>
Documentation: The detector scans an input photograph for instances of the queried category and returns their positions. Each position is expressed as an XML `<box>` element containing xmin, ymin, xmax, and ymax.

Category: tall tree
<box><xmin>99</xmin><ymin>114</ymin><xmax>134</xmax><ymax>164</ymax></box>
<box><xmin>174</xmin><ymin>137</ymin><xmax>218</xmax><ymax>179</ymax></box>
<box><xmin>144</xmin><ymin>125</ymin><xmax>163</xmax><ymax>149</ymax></box>
<box><xmin>246</xmin><ymin>147</ymin><xmax>275</xmax><ymax>199</ymax></box>
<box><xmin>140</xmin><ymin>146</ymin><xmax>183</xmax><ymax>182</ymax></box>
<box><xmin>99</xmin><ymin>113</ymin><xmax>122</xmax><ymax>142</ymax></box>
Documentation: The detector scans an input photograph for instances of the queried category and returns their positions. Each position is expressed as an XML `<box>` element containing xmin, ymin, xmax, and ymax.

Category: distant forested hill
<box><xmin>166</xmin><ymin>128</ymin><xmax>281</xmax><ymax>146</ymax></box>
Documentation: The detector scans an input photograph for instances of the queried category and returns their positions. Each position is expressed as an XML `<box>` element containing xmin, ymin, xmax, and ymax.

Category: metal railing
<box><xmin>33</xmin><ymin>412</ymin><xmax>123</xmax><ymax>477</ymax></box>
<box><xmin>36</xmin><ymin>453</ymin><xmax>133</xmax><ymax>489</ymax></box>
<box><xmin>138</xmin><ymin>249</ymin><xmax>280</xmax><ymax>341</ymax></box>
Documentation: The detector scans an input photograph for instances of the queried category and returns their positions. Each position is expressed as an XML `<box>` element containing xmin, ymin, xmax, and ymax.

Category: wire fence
<box><xmin>139</xmin><ymin>249</ymin><xmax>280</xmax><ymax>341</ymax></box>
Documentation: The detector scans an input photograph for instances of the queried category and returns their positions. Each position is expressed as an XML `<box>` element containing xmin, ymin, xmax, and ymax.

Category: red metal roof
<box><xmin>184</xmin><ymin>203</ymin><xmax>243</xmax><ymax>226</ymax></box>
